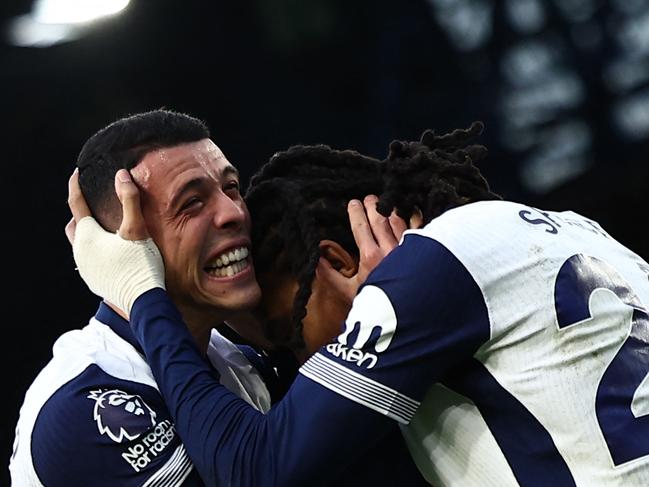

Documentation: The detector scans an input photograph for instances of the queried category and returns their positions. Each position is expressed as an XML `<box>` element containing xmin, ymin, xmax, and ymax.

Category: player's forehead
<box><xmin>132</xmin><ymin>138</ymin><xmax>234</xmax><ymax>193</ymax></box>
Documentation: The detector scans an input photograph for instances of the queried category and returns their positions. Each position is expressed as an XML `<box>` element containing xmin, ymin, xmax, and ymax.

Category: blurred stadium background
<box><xmin>3</xmin><ymin>1</ymin><xmax>648</xmax><ymax>482</ymax></box>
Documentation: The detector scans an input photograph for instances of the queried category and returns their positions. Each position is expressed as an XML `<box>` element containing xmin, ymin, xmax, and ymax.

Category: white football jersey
<box><xmin>304</xmin><ymin>200</ymin><xmax>649</xmax><ymax>486</ymax></box>
<box><xmin>10</xmin><ymin>303</ymin><xmax>271</xmax><ymax>486</ymax></box>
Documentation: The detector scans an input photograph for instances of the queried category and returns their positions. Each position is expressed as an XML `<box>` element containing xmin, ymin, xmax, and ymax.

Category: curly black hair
<box><xmin>244</xmin><ymin>121</ymin><xmax>500</xmax><ymax>349</ymax></box>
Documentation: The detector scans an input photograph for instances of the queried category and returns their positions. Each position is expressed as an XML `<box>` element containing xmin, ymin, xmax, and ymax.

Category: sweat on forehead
<box><xmin>130</xmin><ymin>139</ymin><xmax>230</xmax><ymax>188</ymax></box>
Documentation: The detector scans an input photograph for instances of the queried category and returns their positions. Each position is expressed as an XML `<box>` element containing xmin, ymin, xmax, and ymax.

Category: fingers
<box><xmin>67</xmin><ymin>168</ymin><xmax>91</xmax><ymax>222</ymax></box>
<box><xmin>348</xmin><ymin>195</ymin><xmax>394</xmax><ymax>286</ymax></box>
<box><xmin>348</xmin><ymin>198</ymin><xmax>381</xmax><ymax>268</ymax></box>
<box><xmin>348</xmin><ymin>195</ymin><xmax>399</xmax><ymax>258</ymax></box>
<box><xmin>114</xmin><ymin>169</ymin><xmax>149</xmax><ymax>241</ymax></box>
<box><xmin>65</xmin><ymin>217</ymin><xmax>76</xmax><ymax>245</ymax></box>
<box><xmin>362</xmin><ymin>195</ymin><xmax>400</xmax><ymax>252</ymax></box>
<box><xmin>388</xmin><ymin>209</ymin><xmax>407</xmax><ymax>241</ymax></box>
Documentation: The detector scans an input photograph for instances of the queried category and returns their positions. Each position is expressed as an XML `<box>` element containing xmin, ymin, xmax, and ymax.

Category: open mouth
<box><xmin>205</xmin><ymin>246</ymin><xmax>250</xmax><ymax>278</ymax></box>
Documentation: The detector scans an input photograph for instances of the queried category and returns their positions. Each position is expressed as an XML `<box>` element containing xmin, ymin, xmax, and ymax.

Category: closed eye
<box><xmin>180</xmin><ymin>197</ymin><xmax>202</xmax><ymax>212</ymax></box>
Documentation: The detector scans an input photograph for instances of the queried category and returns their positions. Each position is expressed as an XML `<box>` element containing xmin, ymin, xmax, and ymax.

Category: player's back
<box><xmin>402</xmin><ymin>200</ymin><xmax>649</xmax><ymax>486</ymax></box>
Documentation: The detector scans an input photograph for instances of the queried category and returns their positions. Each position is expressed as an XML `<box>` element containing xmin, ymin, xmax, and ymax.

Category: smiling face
<box><xmin>131</xmin><ymin>138</ymin><xmax>261</xmax><ymax>326</ymax></box>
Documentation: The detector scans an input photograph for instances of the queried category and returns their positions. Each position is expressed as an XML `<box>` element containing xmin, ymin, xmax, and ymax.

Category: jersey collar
<box><xmin>94</xmin><ymin>301</ymin><xmax>143</xmax><ymax>353</ymax></box>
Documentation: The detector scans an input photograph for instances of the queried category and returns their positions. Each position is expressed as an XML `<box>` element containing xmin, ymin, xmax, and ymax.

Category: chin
<box><xmin>215</xmin><ymin>286</ymin><xmax>262</xmax><ymax>313</ymax></box>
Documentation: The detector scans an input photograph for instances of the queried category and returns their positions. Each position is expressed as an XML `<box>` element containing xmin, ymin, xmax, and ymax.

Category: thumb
<box><xmin>67</xmin><ymin>167</ymin><xmax>91</xmax><ymax>221</ymax></box>
<box><xmin>65</xmin><ymin>216</ymin><xmax>76</xmax><ymax>245</ymax></box>
<box><xmin>115</xmin><ymin>169</ymin><xmax>149</xmax><ymax>240</ymax></box>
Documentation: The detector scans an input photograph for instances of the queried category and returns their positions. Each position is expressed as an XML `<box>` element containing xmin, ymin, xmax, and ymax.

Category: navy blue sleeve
<box><xmin>306</xmin><ymin>234</ymin><xmax>491</xmax><ymax>415</ymax></box>
<box><xmin>31</xmin><ymin>365</ymin><xmax>198</xmax><ymax>486</ymax></box>
<box><xmin>130</xmin><ymin>234</ymin><xmax>490</xmax><ymax>486</ymax></box>
<box><xmin>131</xmin><ymin>290</ymin><xmax>396</xmax><ymax>486</ymax></box>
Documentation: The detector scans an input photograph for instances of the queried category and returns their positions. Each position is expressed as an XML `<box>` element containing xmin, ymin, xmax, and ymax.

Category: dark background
<box><xmin>3</xmin><ymin>1</ymin><xmax>648</xmax><ymax>483</ymax></box>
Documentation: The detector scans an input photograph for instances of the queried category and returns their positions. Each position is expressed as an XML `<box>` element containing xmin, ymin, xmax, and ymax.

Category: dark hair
<box><xmin>76</xmin><ymin>109</ymin><xmax>210</xmax><ymax>229</ymax></box>
<box><xmin>244</xmin><ymin>121</ymin><xmax>500</xmax><ymax>348</ymax></box>
<box><xmin>379</xmin><ymin>120</ymin><xmax>499</xmax><ymax>223</ymax></box>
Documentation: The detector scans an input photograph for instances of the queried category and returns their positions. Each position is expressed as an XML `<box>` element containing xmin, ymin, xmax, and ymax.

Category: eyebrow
<box><xmin>168</xmin><ymin>164</ymin><xmax>240</xmax><ymax>210</ymax></box>
<box><xmin>222</xmin><ymin>165</ymin><xmax>240</xmax><ymax>179</ymax></box>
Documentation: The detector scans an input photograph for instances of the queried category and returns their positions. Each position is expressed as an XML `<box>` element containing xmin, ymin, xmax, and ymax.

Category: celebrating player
<box><xmin>10</xmin><ymin>109</ymin><xmax>423</xmax><ymax>485</ymax></box>
<box><xmin>68</xmin><ymin>121</ymin><xmax>649</xmax><ymax>486</ymax></box>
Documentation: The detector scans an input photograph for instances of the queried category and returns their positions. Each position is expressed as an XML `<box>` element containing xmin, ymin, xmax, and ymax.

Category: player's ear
<box><xmin>319</xmin><ymin>240</ymin><xmax>358</xmax><ymax>278</ymax></box>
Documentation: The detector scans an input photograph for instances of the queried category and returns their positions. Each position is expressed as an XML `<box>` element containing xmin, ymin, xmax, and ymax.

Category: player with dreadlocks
<box><xmin>68</xmin><ymin>121</ymin><xmax>649</xmax><ymax>486</ymax></box>
<box><xmin>245</xmin><ymin>121</ymin><xmax>496</xmax><ymax>362</ymax></box>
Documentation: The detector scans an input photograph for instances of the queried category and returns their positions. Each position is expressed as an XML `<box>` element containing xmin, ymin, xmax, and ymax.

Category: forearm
<box><xmin>130</xmin><ymin>289</ymin><xmax>391</xmax><ymax>486</ymax></box>
<box><xmin>130</xmin><ymin>289</ymin><xmax>277</xmax><ymax>485</ymax></box>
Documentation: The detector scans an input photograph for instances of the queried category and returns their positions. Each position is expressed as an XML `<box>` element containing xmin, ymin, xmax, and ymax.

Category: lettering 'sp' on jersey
<box><xmin>303</xmin><ymin>200</ymin><xmax>649</xmax><ymax>486</ymax></box>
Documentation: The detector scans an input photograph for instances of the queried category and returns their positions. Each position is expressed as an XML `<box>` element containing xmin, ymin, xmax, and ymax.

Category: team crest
<box><xmin>87</xmin><ymin>389</ymin><xmax>157</xmax><ymax>443</ymax></box>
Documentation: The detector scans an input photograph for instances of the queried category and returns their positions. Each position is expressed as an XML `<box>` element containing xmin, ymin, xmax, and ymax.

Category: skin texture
<box><xmin>68</xmin><ymin>139</ymin><xmax>263</xmax><ymax>352</ymax></box>
<box><xmin>254</xmin><ymin>196</ymin><xmax>422</xmax><ymax>363</ymax></box>
<box><xmin>67</xmin><ymin>169</ymin><xmax>418</xmax><ymax>359</ymax></box>
<box><xmin>134</xmin><ymin>140</ymin><xmax>263</xmax><ymax>351</ymax></box>
<box><xmin>256</xmin><ymin>242</ymin><xmax>356</xmax><ymax>363</ymax></box>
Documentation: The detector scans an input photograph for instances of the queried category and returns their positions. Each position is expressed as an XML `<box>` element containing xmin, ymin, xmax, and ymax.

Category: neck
<box><xmin>176</xmin><ymin>306</ymin><xmax>219</xmax><ymax>356</ymax></box>
<box><xmin>225</xmin><ymin>311</ymin><xmax>279</xmax><ymax>351</ymax></box>
<box><xmin>106</xmin><ymin>300</ymin><xmax>213</xmax><ymax>356</ymax></box>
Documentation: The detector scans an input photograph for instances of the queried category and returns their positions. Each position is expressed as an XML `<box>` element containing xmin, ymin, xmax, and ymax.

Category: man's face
<box><xmin>131</xmin><ymin>138</ymin><xmax>261</xmax><ymax>321</ymax></box>
<box><xmin>256</xmin><ymin>270</ymin><xmax>350</xmax><ymax>362</ymax></box>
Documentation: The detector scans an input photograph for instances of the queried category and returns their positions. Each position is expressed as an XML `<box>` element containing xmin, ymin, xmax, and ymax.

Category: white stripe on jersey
<box><xmin>142</xmin><ymin>444</ymin><xmax>193</xmax><ymax>487</ymax></box>
<box><xmin>301</xmin><ymin>353</ymin><xmax>420</xmax><ymax>423</ymax></box>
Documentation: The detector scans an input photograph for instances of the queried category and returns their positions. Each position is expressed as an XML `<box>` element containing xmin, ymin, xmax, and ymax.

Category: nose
<box><xmin>211</xmin><ymin>191</ymin><xmax>246</xmax><ymax>230</ymax></box>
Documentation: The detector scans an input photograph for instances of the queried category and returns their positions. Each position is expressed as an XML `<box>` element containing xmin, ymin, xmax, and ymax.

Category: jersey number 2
<box><xmin>554</xmin><ymin>254</ymin><xmax>649</xmax><ymax>466</ymax></box>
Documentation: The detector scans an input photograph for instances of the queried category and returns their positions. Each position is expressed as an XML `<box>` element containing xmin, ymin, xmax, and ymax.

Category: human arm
<box><xmin>67</xmin><ymin>170</ymin><xmax>486</xmax><ymax>485</ymax></box>
<box><xmin>127</xmin><ymin>235</ymin><xmax>489</xmax><ymax>486</ymax></box>
<box><xmin>66</xmin><ymin>168</ymin><xmax>165</xmax><ymax>317</ymax></box>
<box><xmin>129</xmin><ymin>288</ymin><xmax>397</xmax><ymax>485</ymax></box>
<box><xmin>315</xmin><ymin>194</ymin><xmax>423</xmax><ymax>306</ymax></box>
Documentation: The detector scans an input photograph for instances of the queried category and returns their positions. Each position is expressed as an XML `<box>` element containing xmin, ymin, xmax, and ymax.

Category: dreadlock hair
<box><xmin>76</xmin><ymin>108</ymin><xmax>210</xmax><ymax>231</ymax></box>
<box><xmin>244</xmin><ymin>121</ymin><xmax>501</xmax><ymax>349</ymax></box>
<box><xmin>245</xmin><ymin>145</ymin><xmax>384</xmax><ymax>349</ymax></box>
<box><xmin>378</xmin><ymin>120</ymin><xmax>501</xmax><ymax>223</ymax></box>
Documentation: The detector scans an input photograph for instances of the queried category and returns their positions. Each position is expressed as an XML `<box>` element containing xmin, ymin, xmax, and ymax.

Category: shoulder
<box><xmin>12</xmin><ymin>322</ymin><xmax>192</xmax><ymax>486</ymax></box>
<box><xmin>30</xmin><ymin>362</ymin><xmax>190</xmax><ymax>485</ymax></box>
<box><xmin>411</xmin><ymin>200</ymin><xmax>529</xmax><ymax>245</ymax></box>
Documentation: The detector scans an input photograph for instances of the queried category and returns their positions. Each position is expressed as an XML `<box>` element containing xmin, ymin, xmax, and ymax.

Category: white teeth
<box><xmin>210</xmin><ymin>259</ymin><xmax>249</xmax><ymax>277</ymax></box>
<box><xmin>206</xmin><ymin>247</ymin><xmax>250</xmax><ymax>277</ymax></box>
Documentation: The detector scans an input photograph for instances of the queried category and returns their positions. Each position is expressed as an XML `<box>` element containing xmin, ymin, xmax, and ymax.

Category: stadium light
<box><xmin>6</xmin><ymin>0</ymin><xmax>131</xmax><ymax>47</ymax></box>
<box><xmin>34</xmin><ymin>0</ymin><xmax>130</xmax><ymax>25</ymax></box>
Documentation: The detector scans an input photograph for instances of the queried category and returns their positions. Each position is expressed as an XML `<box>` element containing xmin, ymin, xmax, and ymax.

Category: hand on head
<box><xmin>65</xmin><ymin>168</ymin><xmax>91</xmax><ymax>245</ymax></box>
<box><xmin>65</xmin><ymin>168</ymin><xmax>165</xmax><ymax>318</ymax></box>
<box><xmin>66</xmin><ymin>168</ymin><xmax>150</xmax><ymax>244</ymax></box>
<box><xmin>316</xmin><ymin>194</ymin><xmax>423</xmax><ymax>306</ymax></box>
